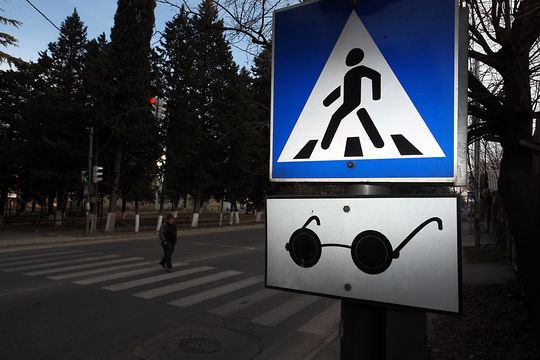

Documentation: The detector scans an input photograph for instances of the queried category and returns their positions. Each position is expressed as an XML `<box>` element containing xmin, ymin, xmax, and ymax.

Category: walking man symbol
<box><xmin>321</xmin><ymin>48</ymin><xmax>383</xmax><ymax>150</ymax></box>
<box><xmin>280</xmin><ymin>10</ymin><xmax>445</xmax><ymax>164</ymax></box>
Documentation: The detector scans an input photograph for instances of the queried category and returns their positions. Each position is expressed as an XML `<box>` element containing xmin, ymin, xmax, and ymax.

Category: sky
<box><xmin>0</xmin><ymin>0</ymin><xmax>253</xmax><ymax>70</ymax></box>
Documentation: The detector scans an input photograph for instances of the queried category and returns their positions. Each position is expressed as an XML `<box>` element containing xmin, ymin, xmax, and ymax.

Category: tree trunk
<box><xmin>497</xmin><ymin>45</ymin><xmax>540</xmax><ymax>340</ymax></box>
<box><xmin>122</xmin><ymin>198</ymin><xmax>127</xmax><ymax>220</ymax></box>
<box><xmin>106</xmin><ymin>146</ymin><xmax>122</xmax><ymax>232</ymax></box>
<box><xmin>499</xmin><ymin>143</ymin><xmax>540</xmax><ymax>339</ymax></box>
<box><xmin>0</xmin><ymin>183</ymin><xmax>7</xmax><ymax>226</ymax></box>
<box><xmin>158</xmin><ymin>182</ymin><xmax>165</xmax><ymax>214</ymax></box>
<box><xmin>47</xmin><ymin>194</ymin><xmax>55</xmax><ymax>223</ymax></box>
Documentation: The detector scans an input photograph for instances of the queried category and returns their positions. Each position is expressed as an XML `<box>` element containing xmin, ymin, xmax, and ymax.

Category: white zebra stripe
<box><xmin>103</xmin><ymin>266</ymin><xmax>213</xmax><ymax>291</ymax></box>
<box><xmin>2</xmin><ymin>254</ymin><xmax>118</xmax><ymax>272</ymax></box>
<box><xmin>168</xmin><ymin>276</ymin><xmax>263</xmax><ymax>307</ymax></box>
<box><xmin>0</xmin><ymin>250</ymin><xmax>84</xmax><ymax>263</ymax></box>
<box><xmin>135</xmin><ymin>270</ymin><xmax>241</xmax><ymax>300</ymax></box>
<box><xmin>25</xmin><ymin>257</ymin><xmax>144</xmax><ymax>276</ymax></box>
<box><xmin>48</xmin><ymin>261</ymin><xmax>153</xmax><ymax>280</ymax></box>
<box><xmin>297</xmin><ymin>302</ymin><xmax>340</xmax><ymax>334</ymax></box>
<box><xmin>0</xmin><ymin>252</ymin><xmax>97</xmax><ymax>268</ymax></box>
<box><xmin>251</xmin><ymin>295</ymin><xmax>319</xmax><ymax>327</ymax></box>
<box><xmin>74</xmin><ymin>266</ymin><xmax>162</xmax><ymax>285</ymax></box>
<box><xmin>207</xmin><ymin>288</ymin><xmax>279</xmax><ymax>316</ymax></box>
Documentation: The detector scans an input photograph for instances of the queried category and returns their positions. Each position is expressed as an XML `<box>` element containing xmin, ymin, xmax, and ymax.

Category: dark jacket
<box><xmin>159</xmin><ymin>222</ymin><xmax>177</xmax><ymax>243</ymax></box>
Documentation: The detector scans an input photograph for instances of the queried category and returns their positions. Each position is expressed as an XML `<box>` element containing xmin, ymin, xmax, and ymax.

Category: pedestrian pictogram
<box><xmin>277</xmin><ymin>10</ymin><xmax>445</xmax><ymax>163</ymax></box>
<box><xmin>321</xmin><ymin>48</ymin><xmax>382</xmax><ymax>152</ymax></box>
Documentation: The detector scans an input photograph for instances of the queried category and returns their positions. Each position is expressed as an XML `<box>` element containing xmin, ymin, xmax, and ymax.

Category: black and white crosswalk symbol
<box><xmin>278</xmin><ymin>11</ymin><xmax>445</xmax><ymax>163</ymax></box>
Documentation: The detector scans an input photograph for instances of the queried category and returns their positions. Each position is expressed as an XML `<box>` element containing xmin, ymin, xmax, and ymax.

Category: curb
<box><xmin>0</xmin><ymin>223</ymin><xmax>265</xmax><ymax>252</ymax></box>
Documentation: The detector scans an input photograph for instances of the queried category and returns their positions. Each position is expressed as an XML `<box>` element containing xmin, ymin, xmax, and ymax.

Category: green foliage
<box><xmin>107</xmin><ymin>0</ymin><xmax>159</xmax><ymax>210</ymax></box>
<box><xmin>0</xmin><ymin>11</ymin><xmax>23</xmax><ymax>67</ymax></box>
<box><xmin>154</xmin><ymin>6</ymin><xmax>195</xmax><ymax>206</ymax></box>
<box><xmin>155</xmin><ymin>0</ymin><xmax>249</xmax><ymax>210</ymax></box>
<box><xmin>14</xmin><ymin>10</ymin><xmax>90</xmax><ymax>211</ymax></box>
<box><xmin>0</xmin><ymin>0</ymin><xmax>273</xmax><ymax>219</ymax></box>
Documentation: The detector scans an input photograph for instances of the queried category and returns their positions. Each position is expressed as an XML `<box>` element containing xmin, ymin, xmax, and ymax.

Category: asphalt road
<box><xmin>0</xmin><ymin>227</ymin><xmax>339</xmax><ymax>360</ymax></box>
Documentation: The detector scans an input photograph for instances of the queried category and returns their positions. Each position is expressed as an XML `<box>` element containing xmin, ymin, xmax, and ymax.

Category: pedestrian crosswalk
<box><xmin>167</xmin><ymin>275</ymin><xmax>263</xmax><ymax>307</ymax></box>
<box><xmin>132</xmin><ymin>269</ymin><xmax>239</xmax><ymax>299</ymax></box>
<box><xmin>25</xmin><ymin>257</ymin><xmax>144</xmax><ymax>276</ymax></box>
<box><xmin>0</xmin><ymin>248</ymin><xmax>340</xmax><ymax>334</ymax></box>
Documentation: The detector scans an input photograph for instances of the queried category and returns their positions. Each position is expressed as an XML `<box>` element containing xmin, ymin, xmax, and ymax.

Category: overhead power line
<box><xmin>24</xmin><ymin>0</ymin><xmax>62</xmax><ymax>33</ymax></box>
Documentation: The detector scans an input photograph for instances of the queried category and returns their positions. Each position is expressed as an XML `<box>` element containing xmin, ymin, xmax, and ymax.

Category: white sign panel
<box><xmin>266</xmin><ymin>196</ymin><xmax>461</xmax><ymax>313</ymax></box>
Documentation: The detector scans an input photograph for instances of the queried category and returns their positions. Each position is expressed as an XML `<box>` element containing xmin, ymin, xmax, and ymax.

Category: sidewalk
<box><xmin>0</xmin><ymin>221</ymin><xmax>265</xmax><ymax>251</ymax></box>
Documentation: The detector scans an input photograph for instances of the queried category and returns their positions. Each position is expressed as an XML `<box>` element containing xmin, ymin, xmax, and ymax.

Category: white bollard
<box><xmin>105</xmin><ymin>212</ymin><xmax>116</xmax><ymax>232</ymax></box>
<box><xmin>191</xmin><ymin>213</ymin><xmax>199</xmax><ymax>227</ymax></box>
<box><xmin>135</xmin><ymin>214</ymin><xmax>140</xmax><ymax>232</ymax></box>
<box><xmin>156</xmin><ymin>215</ymin><xmax>163</xmax><ymax>232</ymax></box>
<box><xmin>234</xmin><ymin>211</ymin><xmax>240</xmax><ymax>224</ymax></box>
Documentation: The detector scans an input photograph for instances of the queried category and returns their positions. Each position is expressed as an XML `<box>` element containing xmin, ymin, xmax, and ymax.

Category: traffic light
<box><xmin>92</xmin><ymin>165</ymin><xmax>103</xmax><ymax>183</ymax></box>
<box><xmin>81</xmin><ymin>170</ymin><xmax>89</xmax><ymax>183</ymax></box>
<box><xmin>149</xmin><ymin>97</ymin><xmax>157</xmax><ymax>117</ymax></box>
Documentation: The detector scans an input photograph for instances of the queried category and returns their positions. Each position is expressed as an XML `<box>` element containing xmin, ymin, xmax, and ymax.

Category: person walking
<box><xmin>159</xmin><ymin>214</ymin><xmax>177</xmax><ymax>272</ymax></box>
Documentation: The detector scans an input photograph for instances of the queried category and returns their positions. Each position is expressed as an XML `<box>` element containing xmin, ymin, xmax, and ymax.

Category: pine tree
<box><xmin>248</xmin><ymin>47</ymin><xmax>272</xmax><ymax>209</ymax></box>
<box><xmin>154</xmin><ymin>7</ymin><xmax>196</xmax><ymax>211</ymax></box>
<box><xmin>0</xmin><ymin>68</ymin><xmax>28</xmax><ymax>222</ymax></box>
<box><xmin>188</xmin><ymin>0</ymin><xmax>240</xmax><ymax>222</ymax></box>
<box><xmin>0</xmin><ymin>10</ymin><xmax>23</xmax><ymax>67</ymax></box>
<box><xmin>157</xmin><ymin>0</ymin><xmax>240</xmax><ymax>225</ymax></box>
<box><xmin>18</xmin><ymin>9</ymin><xmax>90</xmax><ymax>217</ymax></box>
<box><xmin>217</xmin><ymin>68</ymin><xmax>261</xmax><ymax>208</ymax></box>
<box><xmin>106</xmin><ymin>0</ymin><xmax>157</xmax><ymax>230</ymax></box>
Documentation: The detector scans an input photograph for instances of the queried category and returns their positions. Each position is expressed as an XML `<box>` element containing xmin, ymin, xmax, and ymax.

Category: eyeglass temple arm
<box><xmin>393</xmin><ymin>217</ymin><xmax>443</xmax><ymax>258</ymax></box>
<box><xmin>302</xmin><ymin>215</ymin><xmax>320</xmax><ymax>229</ymax></box>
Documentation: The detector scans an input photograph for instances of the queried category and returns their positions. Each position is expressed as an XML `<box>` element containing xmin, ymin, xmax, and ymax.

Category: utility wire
<box><xmin>25</xmin><ymin>0</ymin><xmax>62</xmax><ymax>34</ymax></box>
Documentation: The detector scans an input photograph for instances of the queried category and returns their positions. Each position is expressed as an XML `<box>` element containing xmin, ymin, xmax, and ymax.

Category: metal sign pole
<box><xmin>341</xmin><ymin>184</ymin><xmax>388</xmax><ymax>360</ymax></box>
<box><xmin>340</xmin><ymin>184</ymin><xmax>427</xmax><ymax>360</ymax></box>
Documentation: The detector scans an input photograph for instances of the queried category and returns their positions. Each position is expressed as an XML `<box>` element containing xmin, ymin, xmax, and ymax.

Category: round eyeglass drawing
<box><xmin>285</xmin><ymin>215</ymin><xmax>443</xmax><ymax>275</ymax></box>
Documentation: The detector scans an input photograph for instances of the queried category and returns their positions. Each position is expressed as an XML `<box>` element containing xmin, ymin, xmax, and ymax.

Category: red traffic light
<box><xmin>149</xmin><ymin>97</ymin><xmax>156</xmax><ymax>104</ymax></box>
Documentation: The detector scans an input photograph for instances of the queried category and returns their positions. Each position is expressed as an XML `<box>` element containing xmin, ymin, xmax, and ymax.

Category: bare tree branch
<box><xmin>157</xmin><ymin>0</ymin><xmax>298</xmax><ymax>51</ymax></box>
<box><xmin>469</xmin><ymin>0</ymin><xmax>499</xmax><ymax>43</ymax></box>
<box><xmin>469</xmin><ymin>48</ymin><xmax>504</xmax><ymax>69</ymax></box>
<box><xmin>468</xmin><ymin>70</ymin><xmax>505</xmax><ymax>113</ymax></box>
<box><xmin>512</xmin><ymin>0</ymin><xmax>540</xmax><ymax>50</ymax></box>
<box><xmin>469</xmin><ymin>22</ymin><xmax>498</xmax><ymax>57</ymax></box>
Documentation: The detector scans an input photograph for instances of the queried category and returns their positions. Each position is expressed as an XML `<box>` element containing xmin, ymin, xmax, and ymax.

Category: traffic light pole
<box><xmin>86</xmin><ymin>126</ymin><xmax>94</xmax><ymax>235</ymax></box>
